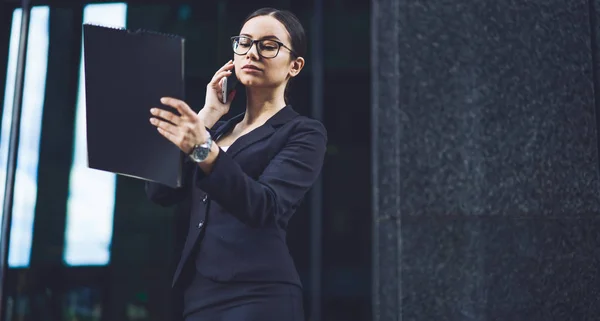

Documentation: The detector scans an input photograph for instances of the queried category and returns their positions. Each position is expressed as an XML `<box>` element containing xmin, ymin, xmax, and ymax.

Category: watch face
<box><xmin>191</xmin><ymin>146</ymin><xmax>209</xmax><ymax>162</ymax></box>
<box><xmin>190</xmin><ymin>134</ymin><xmax>212</xmax><ymax>162</ymax></box>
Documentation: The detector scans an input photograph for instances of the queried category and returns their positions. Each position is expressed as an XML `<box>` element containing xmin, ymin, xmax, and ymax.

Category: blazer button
<box><xmin>202</xmin><ymin>194</ymin><xmax>208</xmax><ymax>203</ymax></box>
<box><xmin>198</xmin><ymin>221</ymin><xmax>204</xmax><ymax>228</ymax></box>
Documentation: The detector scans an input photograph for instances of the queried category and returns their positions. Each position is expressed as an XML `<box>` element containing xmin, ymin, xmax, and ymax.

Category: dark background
<box><xmin>0</xmin><ymin>0</ymin><xmax>371</xmax><ymax>320</ymax></box>
<box><xmin>4</xmin><ymin>0</ymin><xmax>600</xmax><ymax>321</ymax></box>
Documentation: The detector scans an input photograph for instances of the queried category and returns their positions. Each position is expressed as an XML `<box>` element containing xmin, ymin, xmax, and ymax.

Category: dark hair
<box><xmin>242</xmin><ymin>8</ymin><xmax>307</xmax><ymax>104</ymax></box>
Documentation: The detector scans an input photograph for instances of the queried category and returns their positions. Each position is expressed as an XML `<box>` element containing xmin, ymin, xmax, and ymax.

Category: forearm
<box><xmin>196</xmin><ymin>141</ymin><xmax>220</xmax><ymax>175</ymax></box>
<box><xmin>197</xmin><ymin>107</ymin><xmax>225</xmax><ymax>129</ymax></box>
<box><xmin>193</xmin><ymin>121</ymin><xmax>328</xmax><ymax>226</ymax></box>
<box><xmin>195</xmin><ymin>148</ymin><xmax>281</xmax><ymax>226</ymax></box>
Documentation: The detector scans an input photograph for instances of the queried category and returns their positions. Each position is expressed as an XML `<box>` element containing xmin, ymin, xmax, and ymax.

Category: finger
<box><xmin>215</xmin><ymin>59</ymin><xmax>233</xmax><ymax>73</ymax></box>
<box><xmin>209</xmin><ymin>70</ymin><xmax>233</xmax><ymax>88</ymax></box>
<box><xmin>150</xmin><ymin>107</ymin><xmax>180</xmax><ymax>126</ymax></box>
<box><xmin>156</xmin><ymin>127</ymin><xmax>180</xmax><ymax>149</ymax></box>
<box><xmin>214</xmin><ymin>60</ymin><xmax>234</xmax><ymax>75</ymax></box>
<box><xmin>150</xmin><ymin>117</ymin><xmax>178</xmax><ymax>136</ymax></box>
<box><xmin>209</xmin><ymin>61</ymin><xmax>233</xmax><ymax>84</ymax></box>
<box><xmin>157</xmin><ymin>126</ymin><xmax>192</xmax><ymax>154</ymax></box>
<box><xmin>160</xmin><ymin>97</ymin><xmax>196</xmax><ymax>118</ymax></box>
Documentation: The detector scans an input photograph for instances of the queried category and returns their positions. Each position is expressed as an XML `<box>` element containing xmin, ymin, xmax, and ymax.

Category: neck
<box><xmin>243</xmin><ymin>85</ymin><xmax>287</xmax><ymax>125</ymax></box>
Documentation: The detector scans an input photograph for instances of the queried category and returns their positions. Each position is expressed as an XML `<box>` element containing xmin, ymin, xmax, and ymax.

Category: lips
<box><xmin>242</xmin><ymin>64</ymin><xmax>262</xmax><ymax>71</ymax></box>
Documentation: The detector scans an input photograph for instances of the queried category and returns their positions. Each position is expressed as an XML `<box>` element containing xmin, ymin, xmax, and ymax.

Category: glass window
<box><xmin>0</xmin><ymin>6</ymin><xmax>50</xmax><ymax>267</ymax></box>
<box><xmin>64</xmin><ymin>3</ymin><xmax>127</xmax><ymax>266</ymax></box>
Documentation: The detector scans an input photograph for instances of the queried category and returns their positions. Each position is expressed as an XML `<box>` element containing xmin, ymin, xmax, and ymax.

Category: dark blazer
<box><xmin>145</xmin><ymin>106</ymin><xmax>327</xmax><ymax>289</ymax></box>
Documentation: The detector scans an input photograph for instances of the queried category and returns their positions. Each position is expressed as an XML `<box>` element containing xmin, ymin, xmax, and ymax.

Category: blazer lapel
<box><xmin>227</xmin><ymin>125</ymin><xmax>275</xmax><ymax>158</ymax></box>
<box><xmin>224</xmin><ymin>106</ymin><xmax>299</xmax><ymax>159</ymax></box>
<box><xmin>212</xmin><ymin>113</ymin><xmax>244</xmax><ymax>141</ymax></box>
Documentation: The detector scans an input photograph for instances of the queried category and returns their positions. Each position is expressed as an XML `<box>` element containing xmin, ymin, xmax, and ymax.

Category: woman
<box><xmin>146</xmin><ymin>7</ymin><xmax>327</xmax><ymax>321</ymax></box>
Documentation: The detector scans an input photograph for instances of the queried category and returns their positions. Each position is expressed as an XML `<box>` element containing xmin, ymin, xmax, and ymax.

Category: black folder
<box><xmin>83</xmin><ymin>24</ymin><xmax>185</xmax><ymax>188</ymax></box>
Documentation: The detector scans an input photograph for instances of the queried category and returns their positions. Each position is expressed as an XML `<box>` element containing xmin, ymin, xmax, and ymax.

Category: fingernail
<box><xmin>160</xmin><ymin>97</ymin><xmax>166</xmax><ymax>103</ymax></box>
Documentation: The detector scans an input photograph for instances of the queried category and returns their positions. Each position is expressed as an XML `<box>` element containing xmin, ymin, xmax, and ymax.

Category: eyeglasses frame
<box><xmin>230</xmin><ymin>35</ymin><xmax>297</xmax><ymax>59</ymax></box>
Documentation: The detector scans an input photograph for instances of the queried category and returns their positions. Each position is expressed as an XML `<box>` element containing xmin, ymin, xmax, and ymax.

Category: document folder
<box><xmin>83</xmin><ymin>24</ymin><xmax>185</xmax><ymax>188</ymax></box>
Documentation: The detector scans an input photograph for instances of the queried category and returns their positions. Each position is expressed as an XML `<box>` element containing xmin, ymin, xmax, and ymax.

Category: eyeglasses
<box><xmin>231</xmin><ymin>35</ymin><xmax>296</xmax><ymax>59</ymax></box>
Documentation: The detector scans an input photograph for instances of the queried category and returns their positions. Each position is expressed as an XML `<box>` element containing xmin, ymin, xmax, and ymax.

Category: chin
<box><xmin>239</xmin><ymin>76</ymin><xmax>265</xmax><ymax>88</ymax></box>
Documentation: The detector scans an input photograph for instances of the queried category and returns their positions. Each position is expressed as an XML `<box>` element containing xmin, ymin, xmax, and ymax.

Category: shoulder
<box><xmin>286</xmin><ymin>115</ymin><xmax>328</xmax><ymax>142</ymax></box>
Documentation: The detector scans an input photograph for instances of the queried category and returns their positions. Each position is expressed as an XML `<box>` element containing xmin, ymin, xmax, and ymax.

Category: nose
<box><xmin>246</xmin><ymin>42</ymin><xmax>260</xmax><ymax>60</ymax></box>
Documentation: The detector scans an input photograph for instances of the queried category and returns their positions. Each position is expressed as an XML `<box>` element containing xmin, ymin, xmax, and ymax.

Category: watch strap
<box><xmin>188</xmin><ymin>131</ymin><xmax>213</xmax><ymax>162</ymax></box>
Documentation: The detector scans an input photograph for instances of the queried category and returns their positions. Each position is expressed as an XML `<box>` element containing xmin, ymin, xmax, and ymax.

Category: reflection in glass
<box><xmin>0</xmin><ymin>7</ymin><xmax>50</xmax><ymax>267</ymax></box>
<box><xmin>64</xmin><ymin>3</ymin><xmax>127</xmax><ymax>266</ymax></box>
<box><xmin>63</xmin><ymin>287</ymin><xmax>103</xmax><ymax>321</ymax></box>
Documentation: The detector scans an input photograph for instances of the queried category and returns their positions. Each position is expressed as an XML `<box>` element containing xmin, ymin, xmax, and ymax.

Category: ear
<box><xmin>288</xmin><ymin>57</ymin><xmax>305</xmax><ymax>78</ymax></box>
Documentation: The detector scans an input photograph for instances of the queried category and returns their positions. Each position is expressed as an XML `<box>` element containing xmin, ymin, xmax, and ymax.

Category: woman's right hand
<box><xmin>204</xmin><ymin>60</ymin><xmax>237</xmax><ymax>116</ymax></box>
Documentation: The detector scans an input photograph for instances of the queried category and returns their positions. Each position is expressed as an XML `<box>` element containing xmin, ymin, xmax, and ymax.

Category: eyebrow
<box><xmin>240</xmin><ymin>33</ymin><xmax>282</xmax><ymax>41</ymax></box>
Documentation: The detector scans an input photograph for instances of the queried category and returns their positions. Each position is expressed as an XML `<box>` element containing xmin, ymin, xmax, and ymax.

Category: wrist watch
<box><xmin>189</xmin><ymin>131</ymin><xmax>213</xmax><ymax>163</ymax></box>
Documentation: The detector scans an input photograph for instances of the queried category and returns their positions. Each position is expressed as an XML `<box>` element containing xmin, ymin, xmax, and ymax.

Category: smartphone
<box><xmin>221</xmin><ymin>69</ymin><xmax>239</xmax><ymax>104</ymax></box>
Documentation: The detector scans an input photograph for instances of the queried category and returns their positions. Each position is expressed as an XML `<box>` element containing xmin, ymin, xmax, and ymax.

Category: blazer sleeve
<box><xmin>194</xmin><ymin>118</ymin><xmax>327</xmax><ymax>226</ymax></box>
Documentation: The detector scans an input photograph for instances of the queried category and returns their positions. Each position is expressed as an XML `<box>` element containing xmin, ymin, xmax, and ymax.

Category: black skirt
<box><xmin>182</xmin><ymin>272</ymin><xmax>305</xmax><ymax>321</ymax></box>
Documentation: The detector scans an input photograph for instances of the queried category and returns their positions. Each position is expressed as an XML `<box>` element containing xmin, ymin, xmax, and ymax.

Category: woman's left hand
<box><xmin>149</xmin><ymin>97</ymin><xmax>208</xmax><ymax>155</ymax></box>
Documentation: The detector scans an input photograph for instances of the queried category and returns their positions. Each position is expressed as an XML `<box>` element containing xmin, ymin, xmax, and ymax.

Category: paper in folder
<box><xmin>83</xmin><ymin>24</ymin><xmax>185</xmax><ymax>188</ymax></box>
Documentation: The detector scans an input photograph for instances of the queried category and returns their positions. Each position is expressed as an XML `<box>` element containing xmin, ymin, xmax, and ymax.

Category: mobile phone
<box><xmin>221</xmin><ymin>69</ymin><xmax>239</xmax><ymax>104</ymax></box>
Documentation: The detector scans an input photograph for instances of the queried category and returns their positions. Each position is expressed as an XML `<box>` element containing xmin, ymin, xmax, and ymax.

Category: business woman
<box><xmin>145</xmin><ymin>7</ymin><xmax>326</xmax><ymax>321</ymax></box>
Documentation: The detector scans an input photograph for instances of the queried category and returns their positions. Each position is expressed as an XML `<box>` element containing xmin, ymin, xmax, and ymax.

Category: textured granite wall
<box><xmin>372</xmin><ymin>0</ymin><xmax>600</xmax><ymax>320</ymax></box>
